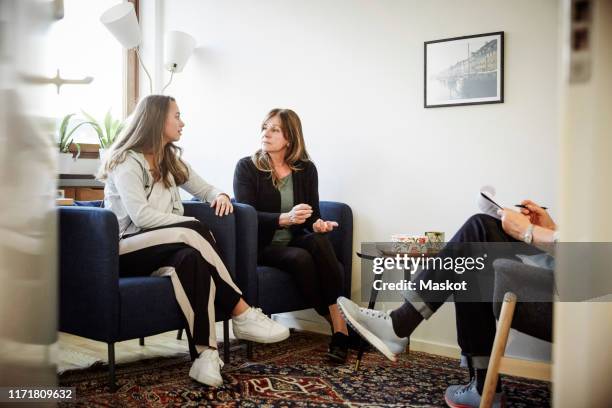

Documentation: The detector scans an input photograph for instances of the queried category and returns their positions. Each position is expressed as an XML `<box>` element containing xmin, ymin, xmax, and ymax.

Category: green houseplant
<box><xmin>58</xmin><ymin>113</ymin><xmax>86</xmax><ymax>155</ymax></box>
<box><xmin>82</xmin><ymin>110</ymin><xmax>125</xmax><ymax>150</ymax></box>
<box><xmin>58</xmin><ymin>113</ymin><xmax>91</xmax><ymax>174</ymax></box>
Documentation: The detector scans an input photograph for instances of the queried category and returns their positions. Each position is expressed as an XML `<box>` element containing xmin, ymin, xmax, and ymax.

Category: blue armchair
<box><xmin>58</xmin><ymin>201</ymin><xmax>236</xmax><ymax>390</ymax></box>
<box><xmin>232</xmin><ymin>201</ymin><xmax>353</xmax><ymax>316</ymax></box>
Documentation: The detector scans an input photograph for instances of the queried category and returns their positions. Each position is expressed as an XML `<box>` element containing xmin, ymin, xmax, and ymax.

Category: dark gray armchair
<box><xmin>480</xmin><ymin>258</ymin><xmax>554</xmax><ymax>408</ymax></box>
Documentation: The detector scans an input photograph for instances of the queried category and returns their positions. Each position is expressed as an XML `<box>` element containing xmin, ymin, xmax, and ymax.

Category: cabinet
<box><xmin>58</xmin><ymin>175</ymin><xmax>104</xmax><ymax>201</ymax></box>
<box><xmin>61</xmin><ymin>187</ymin><xmax>104</xmax><ymax>201</ymax></box>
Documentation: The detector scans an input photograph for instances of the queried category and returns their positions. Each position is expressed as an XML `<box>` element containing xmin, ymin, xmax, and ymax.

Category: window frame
<box><xmin>124</xmin><ymin>0</ymin><xmax>139</xmax><ymax>116</ymax></box>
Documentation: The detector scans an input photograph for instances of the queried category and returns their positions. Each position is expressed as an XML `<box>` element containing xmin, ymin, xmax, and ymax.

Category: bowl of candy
<box><xmin>391</xmin><ymin>234</ymin><xmax>429</xmax><ymax>254</ymax></box>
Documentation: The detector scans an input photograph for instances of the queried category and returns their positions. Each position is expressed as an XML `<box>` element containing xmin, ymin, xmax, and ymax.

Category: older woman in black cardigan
<box><xmin>233</xmin><ymin>108</ymin><xmax>350</xmax><ymax>363</ymax></box>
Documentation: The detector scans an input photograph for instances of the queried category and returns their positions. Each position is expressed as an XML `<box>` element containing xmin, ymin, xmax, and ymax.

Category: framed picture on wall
<box><xmin>424</xmin><ymin>31</ymin><xmax>504</xmax><ymax>108</ymax></box>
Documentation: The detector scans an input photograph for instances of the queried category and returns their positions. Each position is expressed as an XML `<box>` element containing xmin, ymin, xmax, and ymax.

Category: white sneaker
<box><xmin>337</xmin><ymin>296</ymin><xmax>408</xmax><ymax>362</ymax></box>
<box><xmin>189</xmin><ymin>348</ymin><xmax>224</xmax><ymax>387</ymax></box>
<box><xmin>232</xmin><ymin>307</ymin><xmax>290</xmax><ymax>343</ymax></box>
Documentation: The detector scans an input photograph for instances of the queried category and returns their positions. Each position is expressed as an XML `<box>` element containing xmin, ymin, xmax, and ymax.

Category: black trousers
<box><xmin>404</xmin><ymin>214</ymin><xmax>540</xmax><ymax>368</ymax></box>
<box><xmin>260</xmin><ymin>232</ymin><xmax>344</xmax><ymax>316</ymax></box>
<box><xmin>119</xmin><ymin>220</ymin><xmax>242</xmax><ymax>348</ymax></box>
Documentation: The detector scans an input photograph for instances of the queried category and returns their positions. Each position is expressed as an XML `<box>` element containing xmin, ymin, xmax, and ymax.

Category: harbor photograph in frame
<box><xmin>424</xmin><ymin>32</ymin><xmax>504</xmax><ymax>108</ymax></box>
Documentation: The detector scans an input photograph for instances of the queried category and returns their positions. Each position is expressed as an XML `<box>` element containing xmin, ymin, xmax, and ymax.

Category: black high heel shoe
<box><xmin>326</xmin><ymin>332</ymin><xmax>349</xmax><ymax>363</ymax></box>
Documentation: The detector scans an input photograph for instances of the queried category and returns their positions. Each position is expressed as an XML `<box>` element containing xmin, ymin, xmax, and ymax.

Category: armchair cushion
<box><xmin>492</xmin><ymin>258</ymin><xmax>554</xmax><ymax>342</ymax></box>
<box><xmin>256</xmin><ymin>263</ymin><xmax>346</xmax><ymax>314</ymax></box>
<box><xmin>118</xmin><ymin>277</ymin><xmax>184</xmax><ymax>341</ymax></box>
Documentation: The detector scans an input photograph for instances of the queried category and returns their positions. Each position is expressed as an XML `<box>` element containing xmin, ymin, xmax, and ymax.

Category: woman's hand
<box><xmin>279</xmin><ymin>203</ymin><xmax>312</xmax><ymax>227</ymax></box>
<box><xmin>312</xmin><ymin>218</ymin><xmax>339</xmax><ymax>233</ymax></box>
<box><xmin>497</xmin><ymin>208</ymin><xmax>531</xmax><ymax>241</ymax></box>
<box><xmin>288</xmin><ymin>203</ymin><xmax>313</xmax><ymax>225</ymax></box>
<box><xmin>519</xmin><ymin>199</ymin><xmax>557</xmax><ymax>230</ymax></box>
<box><xmin>211</xmin><ymin>193</ymin><xmax>233</xmax><ymax>216</ymax></box>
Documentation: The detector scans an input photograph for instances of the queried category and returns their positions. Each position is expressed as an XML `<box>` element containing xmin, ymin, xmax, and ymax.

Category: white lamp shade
<box><xmin>100</xmin><ymin>2</ymin><xmax>141</xmax><ymax>49</ymax></box>
<box><xmin>164</xmin><ymin>31</ymin><xmax>196</xmax><ymax>73</ymax></box>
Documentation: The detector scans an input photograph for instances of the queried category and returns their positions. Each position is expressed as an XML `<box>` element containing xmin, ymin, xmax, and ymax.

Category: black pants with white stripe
<box><xmin>119</xmin><ymin>220</ymin><xmax>242</xmax><ymax>348</ymax></box>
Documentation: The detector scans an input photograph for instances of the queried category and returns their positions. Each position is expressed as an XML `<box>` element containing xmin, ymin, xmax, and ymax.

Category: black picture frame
<box><xmin>424</xmin><ymin>31</ymin><xmax>504</xmax><ymax>108</ymax></box>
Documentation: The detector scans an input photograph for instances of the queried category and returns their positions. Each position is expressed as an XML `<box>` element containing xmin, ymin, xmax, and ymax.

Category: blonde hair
<box><xmin>251</xmin><ymin>108</ymin><xmax>310</xmax><ymax>188</ymax></box>
<box><xmin>97</xmin><ymin>95</ymin><xmax>188</xmax><ymax>187</ymax></box>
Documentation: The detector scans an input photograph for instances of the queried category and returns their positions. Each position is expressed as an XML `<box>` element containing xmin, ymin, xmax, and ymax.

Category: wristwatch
<box><xmin>523</xmin><ymin>223</ymin><xmax>534</xmax><ymax>244</ymax></box>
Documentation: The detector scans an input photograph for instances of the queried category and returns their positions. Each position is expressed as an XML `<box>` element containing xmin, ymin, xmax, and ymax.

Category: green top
<box><xmin>270</xmin><ymin>173</ymin><xmax>294</xmax><ymax>246</ymax></box>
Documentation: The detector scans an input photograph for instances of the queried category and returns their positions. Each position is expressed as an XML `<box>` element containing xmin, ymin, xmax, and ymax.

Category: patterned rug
<box><xmin>59</xmin><ymin>331</ymin><xmax>550</xmax><ymax>407</ymax></box>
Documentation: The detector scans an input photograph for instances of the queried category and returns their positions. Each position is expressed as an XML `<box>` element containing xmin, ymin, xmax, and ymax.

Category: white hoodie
<box><xmin>103</xmin><ymin>150</ymin><xmax>223</xmax><ymax>237</ymax></box>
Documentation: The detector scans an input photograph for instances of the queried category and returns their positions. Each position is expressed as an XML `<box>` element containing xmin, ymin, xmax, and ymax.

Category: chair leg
<box><xmin>246</xmin><ymin>341</ymin><xmax>253</xmax><ymax>359</ymax></box>
<box><xmin>480</xmin><ymin>292</ymin><xmax>517</xmax><ymax>408</ymax></box>
<box><xmin>139</xmin><ymin>337</ymin><xmax>144</xmax><ymax>346</ymax></box>
<box><xmin>108</xmin><ymin>342</ymin><xmax>117</xmax><ymax>392</ymax></box>
<box><xmin>223</xmin><ymin>319</ymin><xmax>230</xmax><ymax>364</ymax></box>
<box><xmin>184</xmin><ymin>326</ymin><xmax>198</xmax><ymax>361</ymax></box>
<box><xmin>177</xmin><ymin>329</ymin><xmax>183</xmax><ymax>340</ymax></box>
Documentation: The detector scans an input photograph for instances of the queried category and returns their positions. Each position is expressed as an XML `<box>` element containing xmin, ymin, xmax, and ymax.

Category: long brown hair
<box><xmin>98</xmin><ymin>95</ymin><xmax>188</xmax><ymax>187</ymax></box>
<box><xmin>251</xmin><ymin>108</ymin><xmax>310</xmax><ymax>188</ymax></box>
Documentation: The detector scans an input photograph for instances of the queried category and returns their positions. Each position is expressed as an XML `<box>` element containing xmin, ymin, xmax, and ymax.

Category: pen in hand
<box><xmin>482</xmin><ymin>193</ymin><xmax>549</xmax><ymax>211</ymax></box>
<box><xmin>515</xmin><ymin>204</ymin><xmax>548</xmax><ymax>210</ymax></box>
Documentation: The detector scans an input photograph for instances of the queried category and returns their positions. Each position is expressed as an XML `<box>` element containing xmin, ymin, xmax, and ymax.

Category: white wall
<box><xmin>141</xmin><ymin>0</ymin><xmax>559</xmax><ymax>360</ymax></box>
<box><xmin>554</xmin><ymin>0</ymin><xmax>612</xmax><ymax>405</ymax></box>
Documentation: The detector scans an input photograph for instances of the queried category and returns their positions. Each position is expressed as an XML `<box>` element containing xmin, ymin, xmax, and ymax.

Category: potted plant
<box><xmin>58</xmin><ymin>113</ymin><xmax>86</xmax><ymax>174</ymax></box>
<box><xmin>82</xmin><ymin>110</ymin><xmax>125</xmax><ymax>161</ymax></box>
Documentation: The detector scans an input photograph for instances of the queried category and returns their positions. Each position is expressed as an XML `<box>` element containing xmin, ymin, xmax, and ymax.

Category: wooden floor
<box><xmin>53</xmin><ymin>320</ymin><xmax>549</xmax><ymax>381</ymax></box>
<box><xmin>57</xmin><ymin>322</ymin><xmax>233</xmax><ymax>373</ymax></box>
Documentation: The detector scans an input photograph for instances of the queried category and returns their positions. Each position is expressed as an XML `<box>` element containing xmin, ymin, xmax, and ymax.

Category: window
<box><xmin>46</xmin><ymin>0</ymin><xmax>130</xmax><ymax>144</ymax></box>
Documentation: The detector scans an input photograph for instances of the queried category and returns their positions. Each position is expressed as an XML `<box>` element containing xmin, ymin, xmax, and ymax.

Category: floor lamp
<box><xmin>100</xmin><ymin>2</ymin><xmax>153</xmax><ymax>94</ymax></box>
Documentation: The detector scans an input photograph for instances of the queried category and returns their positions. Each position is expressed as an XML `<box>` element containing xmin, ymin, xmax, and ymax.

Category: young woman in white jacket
<box><xmin>98</xmin><ymin>95</ymin><xmax>289</xmax><ymax>387</ymax></box>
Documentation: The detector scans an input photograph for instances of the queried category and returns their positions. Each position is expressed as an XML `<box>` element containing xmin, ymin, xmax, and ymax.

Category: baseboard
<box><xmin>274</xmin><ymin>313</ymin><xmax>551</xmax><ymax>382</ymax></box>
<box><xmin>499</xmin><ymin>357</ymin><xmax>552</xmax><ymax>381</ymax></box>
<box><xmin>409</xmin><ymin>338</ymin><xmax>461</xmax><ymax>359</ymax></box>
<box><xmin>409</xmin><ymin>339</ymin><xmax>551</xmax><ymax>381</ymax></box>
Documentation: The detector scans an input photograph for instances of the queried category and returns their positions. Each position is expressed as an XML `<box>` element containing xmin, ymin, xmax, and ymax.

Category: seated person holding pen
<box><xmin>338</xmin><ymin>200</ymin><xmax>557</xmax><ymax>408</ymax></box>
